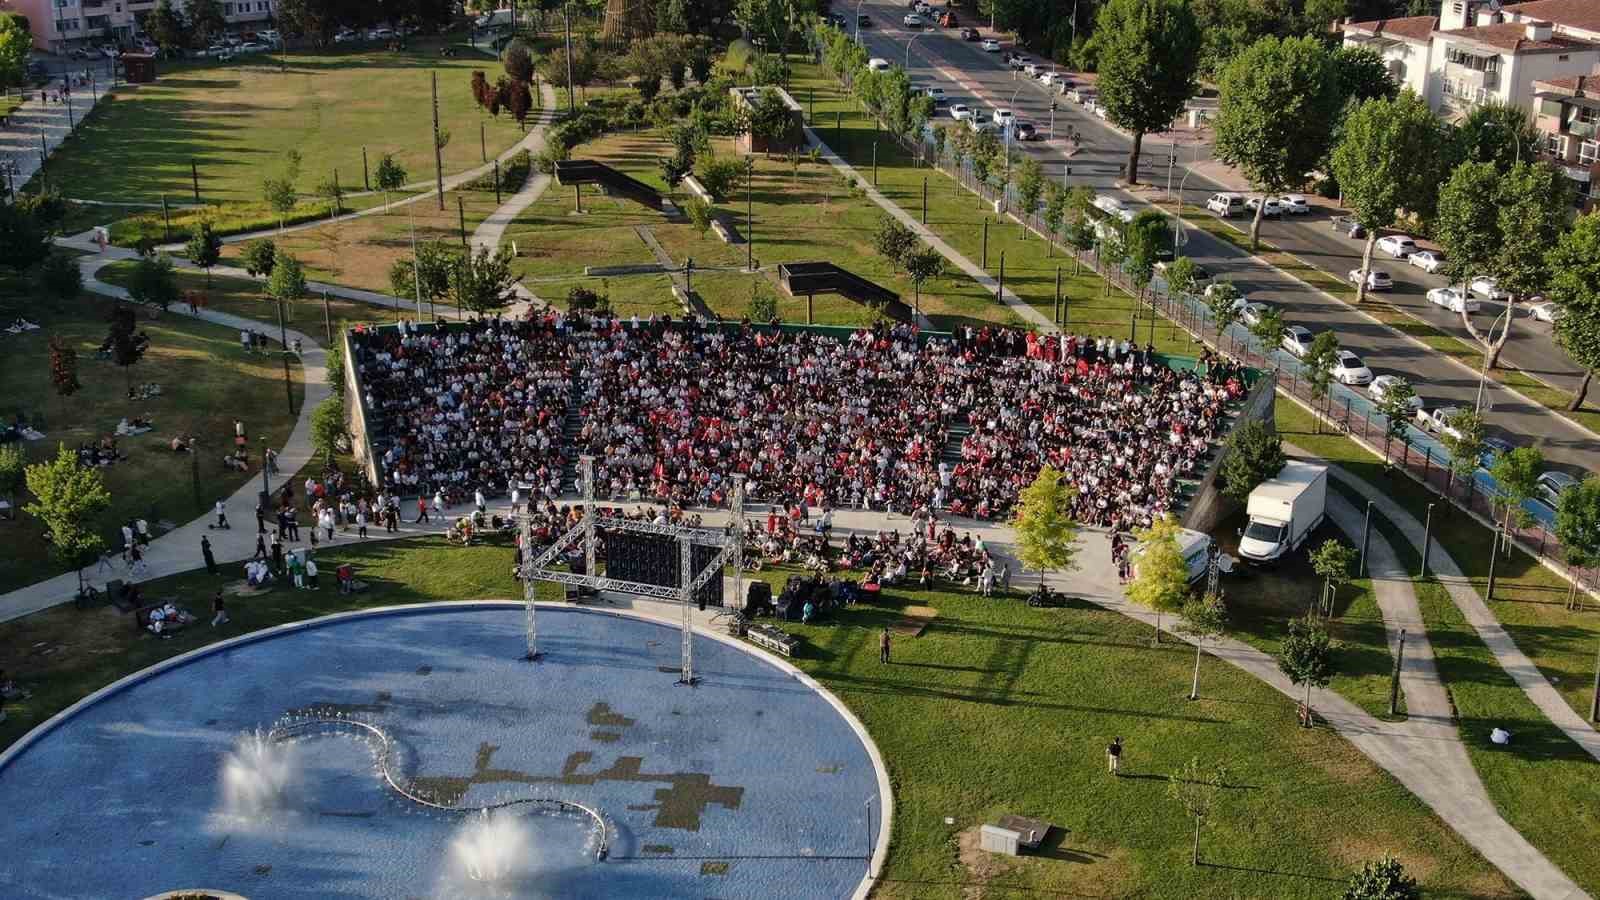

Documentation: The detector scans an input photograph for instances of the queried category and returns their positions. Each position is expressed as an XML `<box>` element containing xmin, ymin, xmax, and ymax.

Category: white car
<box><xmin>948</xmin><ymin>104</ymin><xmax>973</xmax><ymax>121</ymax></box>
<box><xmin>258</xmin><ymin>29</ymin><xmax>281</xmax><ymax>43</ymax></box>
<box><xmin>1067</xmin><ymin>87</ymin><xmax>1092</xmax><ymax>103</ymax></box>
<box><xmin>903</xmin><ymin>13</ymin><xmax>925</xmax><ymax>27</ymax></box>
<box><xmin>1206</xmin><ymin>193</ymin><xmax>1245</xmax><ymax>216</ymax></box>
<box><xmin>867</xmin><ymin>57</ymin><xmax>892</xmax><ymax>72</ymax></box>
<box><xmin>1092</xmin><ymin>195</ymin><xmax>1134</xmax><ymax>223</ymax></box>
<box><xmin>1536</xmin><ymin>471</ymin><xmax>1579</xmax><ymax>509</ymax></box>
<box><xmin>1330</xmin><ymin>350</ymin><xmax>1373</xmax><ymax>386</ymax></box>
<box><xmin>922</xmin><ymin>86</ymin><xmax>947</xmax><ymax>103</ymax></box>
<box><xmin>1037</xmin><ymin>71</ymin><xmax>1063</xmax><ymax>86</ymax></box>
<box><xmin>1281</xmin><ymin>326</ymin><xmax>1316</xmax><ymax>358</ymax></box>
<box><xmin>1528</xmin><ymin>301</ymin><xmax>1563</xmax><ymax>323</ymax></box>
<box><xmin>238</xmin><ymin>41</ymin><xmax>268</xmax><ymax>53</ymax></box>
<box><xmin>1415</xmin><ymin>406</ymin><xmax>1466</xmax><ymax>442</ymax></box>
<box><xmin>1377</xmin><ymin>235</ymin><xmax>1419</xmax><ymax>258</ymax></box>
<box><xmin>1245</xmin><ymin>197</ymin><xmax>1284</xmax><ymax>217</ymax></box>
<box><xmin>1369</xmin><ymin>375</ymin><xmax>1423</xmax><ymax>413</ymax></box>
<box><xmin>1239</xmin><ymin>302</ymin><xmax>1272</xmax><ymax>327</ymax></box>
<box><xmin>1348</xmin><ymin>268</ymin><xmax>1393</xmax><ymax>291</ymax></box>
<box><xmin>980</xmin><ymin>38</ymin><xmax>1002</xmax><ymax>52</ymax></box>
<box><xmin>1408</xmin><ymin>250</ymin><xmax>1445</xmax><ymax>274</ymax></box>
<box><xmin>333</xmin><ymin>28</ymin><xmax>360</xmax><ymax>42</ymax></box>
<box><xmin>368</xmin><ymin>26</ymin><xmax>396</xmax><ymax>39</ymax></box>
<box><xmin>1426</xmin><ymin>287</ymin><xmax>1479</xmax><ymax>313</ymax></box>
<box><xmin>1022</xmin><ymin>62</ymin><xmax>1043</xmax><ymax>76</ymax></box>
<box><xmin>965</xmin><ymin>118</ymin><xmax>993</xmax><ymax>134</ymax></box>
<box><xmin>1280</xmin><ymin>194</ymin><xmax>1311</xmax><ymax>215</ymax></box>
<box><xmin>1469</xmin><ymin>276</ymin><xmax>1508</xmax><ymax>300</ymax></box>
<box><xmin>991</xmin><ymin>108</ymin><xmax>1014</xmax><ymax>128</ymax></box>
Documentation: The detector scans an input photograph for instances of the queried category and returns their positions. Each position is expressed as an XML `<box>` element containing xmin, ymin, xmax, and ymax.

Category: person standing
<box><xmin>474</xmin><ymin>488</ymin><xmax>486</xmax><ymax>515</ymax></box>
<box><xmin>201</xmin><ymin>535</ymin><xmax>217</xmax><ymax>575</ymax></box>
<box><xmin>211</xmin><ymin>590</ymin><xmax>229</xmax><ymax>627</ymax></box>
<box><xmin>128</xmin><ymin>543</ymin><xmax>147</xmax><ymax>578</ymax></box>
<box><xmin>356</xmin><ymin>509</ymin><xmax>368</xmax><ymax>539</ymax></box>
<box><xmin>255</xmin><ymin>503</ymin><xmax>267</xmax><ymax>535</ymax></box>
<box><xmin>879</xmin><ymin>627</ymin><xmax>892</xmax><ymax>664</ymax></box>
<box><xmin>270</xmin><ymin>533</ymin><xmax>284</xmax><ymax>575</ymax></box>
<box><xmin>214</xmin><ymin>499</ymin><xmax>230</xmax><ymax>530</ymax></box>
<box><xmin>1107</xmin><ymin>737</ymin><xmax>1123</xmax><ymax>776</ymax></box>
<box><xmin>416</xmin><ymin>495</ymin><xmax>430</xmax><ymax>524</ymax></box>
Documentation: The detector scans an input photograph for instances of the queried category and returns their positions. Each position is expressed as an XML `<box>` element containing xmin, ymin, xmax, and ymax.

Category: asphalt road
<box><xmin>852</xmin><ymin>3</ymin><xmax>1600</xmax><ymax>477</ymax></box>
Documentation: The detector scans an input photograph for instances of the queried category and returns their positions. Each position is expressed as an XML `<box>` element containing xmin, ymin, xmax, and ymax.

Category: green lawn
<box><xmin>97</xmin><ymin>264</ymin><xmax>396</xmax><ymax>334</ymax></box>
<box><xmin>0</xmin><ymin>537</ymin><xmax>1515</xmax><ymax>898</ymax></box>
<box><xmin>33</xmin><ymin>41</ymin><xmax>526</xmax><ymax>207</ymax></box>
<box><xmin>1279</xmin><ymin>396</ymin><xmax>1600</xmax><ymax>895</ymax></box>
<box><xmin>0</xmin><ymin>290</ymin><xmax>304</xmax><ymax>594</ymax></box>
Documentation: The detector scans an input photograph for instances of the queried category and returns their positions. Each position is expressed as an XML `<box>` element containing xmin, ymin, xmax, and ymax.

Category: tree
<box><xmin>1203</xmin><ymin>280</ymin><xmax>1240</xmax><ymax>337</ymax></box>
<box><xmin>276</xmin><ymin>0</ymin><xmax>342</xmax><ymax>45</ymax></box>
<box><xmin>747</xmin><ymin>283</ymin><xmax>778</xmax><ymax>322</ymax></box>
<box><xmin>1440</xmin><ymin>408</ymin><xmax>1485</xmax><ymax>501</ymax></box>
<box><xmin>1549</xmin><ymin>211</ymin><xmax>1600</xmax><ymax>411</ymax></box>
<box><xmin>241</xmin><ymin>238</ymin><xmax>277</xmax><ymax>279</ymax></box>
<box><xmin>1331</xmin><ymin>91</ymin><xmax>1448</xmax><ymax>304</ymax></box>
<box><xmin>1374</xmin><ymin>377</ymin><xmax>1417</xmax><ymax>457</ymax></box>
<box><xmin>1277</xmin><ymin>615</ymin><xmax>1337</xmax><ymax>726</ymax></box>
<box><xmin>1218</xmin><ymin>419</ymin><xmax>1285</xmax><ymax>503</ymax></box>
<box><xmin>0</xmin><ymin>201</ymin><xmax>51</xmax><ymax>272</ymax></box>
<box><xmin>503</xmin><ymin>38</ymin><xmax>534</xmax><ymax>82</ymax></box>
<box><xmin>1330</xmin><ymin>45</ymin><xmax>1398</xmax><ymax>108</ymax></box>
<box><xmin>1451</xmin><ymin>100</ymin><xmax>1541</xmax><ymax>175</ymax></box>
<box><xmin>144</xmin><ymin>0</ymin><xmax>188</xmax><ymax>51</ymax></box>
<box><xmin>36</xmin><ymin>251</ymin><xmax>83</xmax><ymax>310</ymax></box>
<box><xmin>1014</xmin><ymin>156</ymin><xmax>1044</xmax><ymax>220</ymax></box>
<box><xmin>1012</xmin><ymin>465</ymin><xmax>1081</xmax><ymax>587</ymax></box>
<box><xmin>1309</xmin><ymin>538</ymin><xmax>1357</xmax><ymax>617</ymax></box>
<box><xmin>684</xmin><ymin>197</ymin><xmax>714</xmax><ymax>236</ymax></box>
<box><xmin>262</xmin><ymin>177</ymin><xmax>298</xmax><ymax>233</ymax></box>
<box><xmin>748</xmin><ymin>87</ymin><xmax>794</xmax><ymax>154</ymax></box>
<box><xmin>1127</xmin><ymin>514</ymin><xmax>1190</xmax><ymax>644</ymax></box>
<box><xmin>904</xmin><ymin>246</ymin><xmax>945</xmax><ymax>316</ymax></box>
<box><xmin>1247</xmin><ymin>305</ymin><xmax>1286</xmax><ymax>365</ymax></box>
<box><xmin>1123</xmin><ymin>209</ymin><xmax>1169</xmax><ymax>295</ymax></box>
<box><xmin>389</xmin><ymin>240</ymin><xmax>456</xmax><ymax>311</ymax></box>
<box><xmin>1167</xmin><ymin>755</ymin><xmax>1228</xmax><ymax>866</ymax></box>
<box><xmin>1178</xmin><ymin>592</ymin><xmax>1228</xmax><ymax>701</ymax></box>
<box><xmin>374</xmin><ymin>153</ymin><xmax>407</xmax><ymax>213</ymax></box>
<box><xmin>1343</xmin><ymin>854</ymin><xmax>1421</xmax><ymax>900</ymax></box>
<box><xmin>1093</xmin><ymin>0</ymin><xmax>1201</xmax><ymax>185</ymax></box>
<box><xmin>267</xmin><ymin>254</ymin><xmax>307</xmax><ymax>321</ymax></box>
<box><xmin>1487</xmin><ymin>162</ymin><xmax>1571</xmax><ymax>369</ymax></box>
<box><xmin>696</xmin><ymin>156</ymin><xmax>743</xmax><ymax>203</ymax></box>
<box><xmin>1042</xmin><ymin>181</ymin><xmax>1069</xmax><ymax>244</ymax></box>
<box><xmin>1213</xmin><ymin>36</ymin><xmax>1341</xmax><ymax>249</ymax></box>
<box><xmin>310</xmin><ymin>396</ymin><xmax>345</xmax><ymax>464</ymax></box>
<box><xmin>24</xmin><ymin>445</ymin><xmax>111</xmax><ymax>592</ymax></box>
<box><xmin>187</xmin><ymin>0</ymin><xmax>226</xmax><ymax>47</ymax></box>
<box><xmin>1302</xmin><ymin>330</ymin><xmax>1340</xmax><ymax>427</ymax></box>
<box><xmin>125</xmin><ymin>253</ymin><xmax>179</xmax><ymax>311</ymax></box>
<box><xmin>566</xmin><ymin>285</ymin><xmax>610</xmax><ymax>315</ymax></box>
<box><xmin>0</xmin><ymin>16</ymin><xmax>31</xmax><ymax>92</ymax></box>
<box><xmin>506</xmin><ymin>78</ymin><xmax>534</xmax><ymax>128</ymax></box>
<box><xmin>185</xmin><ymin>221</ymin><xmax>223</xmax><ymax>286</ymax></box>
<box><xmin>1165</xmin><ymin>255</ymin><xmax>1199</xmax><ymax>300</ymax></box>
<box><xmin>540</xmin><ymin>45</ymin><xmax>597</xmax><ymax>91</ymax></box>
<box><xmin>1554</xmin><ymin>477</ymin><xmax>1600</xmax><ymax>611</ymax></box>
<box><xmin>47</xmin><ymin>336</ymin><xmax>80</xmax><ymax>397</ymax></box>
<box><xmin>448</xmin><ymin>245</ymin><xmax>522</xmax><ymax>314</ymax></box>
<box><xmin>0</xmin><ymin>444</ymin><xmax>24</xmax><ymax>513</ymax></box>
<box><xmin>1490</xmin><ymin>446</ymin><xmax>1543</xmax><ymax>541</ymax></box>
<box><xmin>872</xmin><ymin>215</ymin><xmax>917</xmax><ymax>274</ymax></box>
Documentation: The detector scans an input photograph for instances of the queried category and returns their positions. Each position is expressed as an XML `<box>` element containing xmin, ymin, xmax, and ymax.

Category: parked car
<box><xmin>368</xmin><ymin>26</ymin><xmax>396</xmax><ymax>39</ymax></box>
<box><xmin>1245</xmin><ymin>197</ymin><xmax>1284</xmax><ymax>217</ymax></box>
<box><xmin>966</xmin><ymin>118</ymin><xmax>993</xmax><ymax>134</ymax></box>
<box><xmin>857</xmin><ymin>14</ymin><xmax>873</xmax><ymax>28</ymax></box>
<box><xmin>1415</xmin><ymin>406</ymin><xmax>1466</xmax><ymax>441</ymax></box>
<box><xmin>1037</xmin><ymin>71</ymin><xmax>1064</xmax><ymax>87</ymax></box>
<box><xmin>991</xmin><ymin>108</ymin><xmax>1014</xmax><ymax>128</ymax></box>
<box><xmin>1067</xmin><ymin>87</ymin><xmax>1092</xmax><ymax>103</ymax></box>
<box><xmin>1281</xmin><ymin>326</ymin><xmax>1316</xmax><ymax>358</ymax></box>
<box><xmin>1536</xmin><ymin>471</ymin><xmax>1579</xmax><ymax>509</ymax></box>
<box><xmin>1206</xmin><ymin>193</ymin><xmax>1245</xmax><ymax>216</ymax></box>
<box><xmin>825</xmin><ymin>12</ymin><xmax>847</xmax><ymax>27</ymax></box>
<box><xmin>1239</xmin><ymin>302</ymin><xmax>1272</xmax><ymax>327</ymax></box>
<box><xmin>1376</xmin><ymin>235</ymin><xmax>1419</xmax><ymax>258</ymax></box>
<box><xmin>980</xmin><ymin>38</ymin><xmax>1002</xmax><ymax>51</ymax></box>
<box><xmin>939</xmin><ymin>12</ymin><xmax>959</xmax><ymax>27</ymax></box>
<box><xmin>1156</xmin><ymin>260</ymin><xmax>1213</xmax><ymax>283</ymax></box>
<box><xmin>948</xmin><ymin>104</ymin><xmax>974</xmax><ymax>121</ymax></box>
<box><xmin>903</xmin><ymin>13</ymin><xmax>926</xmax><ymax>26</ymax></box>
<box><xmin>333</xmin><ymin>28</ymin><xmax>360</xmax><ymax>42</ymax></box>
<box><xmin>1022</xmin><ymin>62</ymin><xmax>1043</xmax><ymax>76</ymax></box>
<box><xmin>1528</xmin><ymin>301</ymin><xmax>1563</xmax><ymax>323</ymax></box>
<box><xmin>1331</xmin><ymin>215</ymin><xmax>1366</xmax><ymax>239</ymax></box>
<box><xmin>1008</xmin><ymin>55</ymin><xmax>1033</xmax><ymax>71</ymax></box>
<box><xmin>1331</xmin><ymin>350</ymin><xmax>1374</xmax><ymax>386</ymax></box>
<box><xmin>1478</xmin><ymin>436</ymin><xmax>1515</xmax><ymax>469</ymax></box>
<box><xmin>1369</xmin><ymin>374</ymin><xmax>1423</xmax><ymax>413</ymax></box>
<box><xmin>1426</xmin><ymin>287</ymin><xmax>1479</xmax><ymax>313</ymax></box>
<box><xmin>1280</xmin><ymin>194</ymin><xmax>1311</xmax><ymax>215</ymax></box>
<box><xmin>238</xmin><ymin>42</ymin><xmax>269</xmax><ymax>53</ymax></box>
<box><xmin>1092</xmin><ymin>195</ymin><xmax>1134</xmax><ymax>223</ymax></box>
<box><xmin>960</xmin><ymin>26</ymin><xmax>980</xmax><ymax>40</ymax></box>
<box><xmin>1013</xmin><ymin>121</ymin><xmax>1038</xmax><ymax>141</ymax></box>
<box><xmin>258</xmin><ymin>29</ymin><xmax>281</xmax><ymax>43</ymax></box>
<box><xmin>1408</xmin><ymin>250</ymin><xmax>1445</xmax><ymax>274</ymax></box>
<box><xmin>1348</xmin><ymin>268</ymin><xmax>1393</xmax><ymax>291</ymax></box>
<box><xmin>1468</xmin><ymin>276</ymin><xmax>1507</xmax><ymax>300</ymax></box>
<box><xmin>867</xmin><ymin>57</ymin><xmax>892</xmax><ymax>72</ymax></box>
<box><xmin>922</xmin><ymin>86</ymin><xmax>947</xmax><ymax>104</ymax></box>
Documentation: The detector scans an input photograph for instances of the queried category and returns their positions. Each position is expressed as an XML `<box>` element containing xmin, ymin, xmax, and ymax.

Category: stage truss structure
<box><xmin>520</xmin><ymin>456</ymin><xmax>745</xmax><ymax>685</ymax></box>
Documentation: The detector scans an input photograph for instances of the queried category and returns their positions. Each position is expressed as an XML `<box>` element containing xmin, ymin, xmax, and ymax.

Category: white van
<box><xmin>1132</xmin><ymin>528</ymin><xmax>1214</xmax><ymax>584</ymax></box>
<box><xmin>1206</xmin><ymin>193</ymin><xmax>1245</xmax><ymax>216</ymax></box>
<box><xmin>867</xmin><ymin>57</ymin><xmax>892</xmax><ymax>72</ymax></box>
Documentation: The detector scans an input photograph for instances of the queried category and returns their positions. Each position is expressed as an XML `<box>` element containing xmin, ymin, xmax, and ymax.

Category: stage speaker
<box><xmin>745</xmin><ymin>581</ymin><xmax>771</xmax><ymax>611</ymax></box>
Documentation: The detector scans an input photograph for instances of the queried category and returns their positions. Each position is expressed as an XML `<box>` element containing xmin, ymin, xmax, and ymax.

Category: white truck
<box><xmin>1132</xmin><ymin>527</ymin><xmax>1214</xmax><ymax>584</ymax></box>
<box><xmin>1237</xmin><ymin>461</ymin><xmax>1327</xmax><ymax>564</ymax></box>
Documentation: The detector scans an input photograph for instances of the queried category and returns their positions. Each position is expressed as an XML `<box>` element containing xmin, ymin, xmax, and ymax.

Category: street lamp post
<box><xmin>1171</xmin><ymin>142</ymin><xmax>1202</xmax><ymax>259</ymax></box>
<box><xmin>854</xmin><ymin>0</ymin><xmax>868</xmax><ymax>43</ymax></box>
<box><xmin>905</xmin><ymin>30</ymin><xmax>924</xmax><ymax>70</ymax></box>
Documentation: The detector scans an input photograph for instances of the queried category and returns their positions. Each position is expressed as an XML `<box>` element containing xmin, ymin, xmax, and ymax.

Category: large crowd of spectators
<box><xmin>351</xmin><ymin>313</ymin><xmax>1250</xmax><ymax>531</ymax></box>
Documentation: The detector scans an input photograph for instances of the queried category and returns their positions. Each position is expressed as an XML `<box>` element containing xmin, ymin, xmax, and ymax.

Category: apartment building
<box><xmin>1533</xmin><ymin>71</ymin><xmax>1600</xmax><ymax>209</ymax></box>
<box><xmin>10</xmin><ymin>0</ymin><xmax>274</xmax><ymax>52</ymax></box>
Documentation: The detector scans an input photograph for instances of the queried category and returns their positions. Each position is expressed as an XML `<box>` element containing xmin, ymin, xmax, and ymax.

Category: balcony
<box><xmin>1568</xmin><ymin>120</ymin><xmax>1598</xmax><ymax>140</ymax></box>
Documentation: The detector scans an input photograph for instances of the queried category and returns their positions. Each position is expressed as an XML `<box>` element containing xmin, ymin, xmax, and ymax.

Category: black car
<box><xmin>1331</xmin><ymin>215</ymin><xmax>1366</xmax><ymax>239</ymax></box>
<box><xmin>825</xmin><ymin>12</ymin><xmax>846</xmax><ymax>27</ymax></box>
<box><xmin>857</xmin><ymin>14</ymin><xmax>872</xmax><ymax>27</ymax></box>
<box><xmin>1013</xmin><ymin>121</ymin><xmax>1037</xmax><ymax>141</ymax></box>
<box><xmin>959</xmin><ymin>27</ymin><xmax>980</xmax><ymax>40</ymax></box>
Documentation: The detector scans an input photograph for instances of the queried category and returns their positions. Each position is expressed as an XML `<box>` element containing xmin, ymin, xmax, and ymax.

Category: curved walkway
<box><xmin>1299</xmin><ymin>453</ymin><xmax>1600</xmax><ymax>765</ymax></box>
<box><xmin>470</xmin><ymin>82</ymin><xmax>559</xmax><ymax>313</ymax></box>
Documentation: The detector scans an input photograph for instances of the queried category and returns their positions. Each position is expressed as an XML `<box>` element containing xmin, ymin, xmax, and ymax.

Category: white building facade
<box><xmin>10</xmin><ymin>0</ymin><xmax>274</xmax><ymax>52</ymax></box>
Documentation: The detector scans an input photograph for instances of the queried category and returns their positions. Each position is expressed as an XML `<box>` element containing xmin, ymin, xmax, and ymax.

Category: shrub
<box><xmin>684</xmin><ymin>197</ymin><xmax>714</xmax><ymax>235</ymax></box>
<box><xmin>723</xmin><ymin>39</ymin><xmax>757</xmax><ymax>74</ymax></box>
<box><xmin>566</xmin><ymin>284</ymin><xmax>609</xmax><ymax>314</ymax></box>
<box><xmin>696</xmin><ymin>156</ymin><xmax>744</xmax><ymax>203</ymax></box>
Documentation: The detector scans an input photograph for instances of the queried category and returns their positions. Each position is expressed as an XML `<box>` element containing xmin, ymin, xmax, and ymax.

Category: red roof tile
<box><xmin>1343</xmin><ymin>15</ymin><xmax>1438</xmax><ymax>44</ymax></box>
<box><xmin>1505</xmin><ymin>0</ymin><xmax>1600</xmax><ymax>35</ymax></box>
<box><xmin>1435</xmin><ymin>21</ymin><xmax>1594</xmax><ymax>52</ymax></box>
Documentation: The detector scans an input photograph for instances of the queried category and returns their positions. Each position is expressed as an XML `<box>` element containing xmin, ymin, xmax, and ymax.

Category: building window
<box><xmin>1582</xmin><ymin>141</ymin><xmax>1600</xmax><ymax>166</ymax></box>
<box><xmin>1544</xmin><ymin>132</ymin><xmax>1564</xmax><ymax>155</ymax></box>
<box><xmin>1576</xmin><ymin>106</ymin><xmax>1599</xmax><ymax>126</ymax></box>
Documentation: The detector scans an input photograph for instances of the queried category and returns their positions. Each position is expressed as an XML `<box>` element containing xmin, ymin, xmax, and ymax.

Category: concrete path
<box><xmin>803</xmin><ymin>126</ymin><xmax>1018</xmax><ymax>334</ymax></box>
<box><xmin>1303</xmin><ymin>454</ymin><xmax>1600</xmax><ymax>765</ymax></box>
<box><xmin>1</xmin><ymin>75</ymin><xmax>109</xmax><ymax>190</ymax></box>
<box><xmin>469</xmin><ymin>82</ymin><xmax>559</xmax><ymax>313</ymax></box>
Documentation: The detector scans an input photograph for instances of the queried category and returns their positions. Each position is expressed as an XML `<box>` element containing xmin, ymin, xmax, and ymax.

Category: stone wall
<box><xmin>1182</xmin><ymin>371</ymin><xmax>1277</xmax><ymax>535</ymax></box>
<box><xmin>342</xmin><ymin>329</ymin><xmax>381</xmax><ymax>487</ymax></box>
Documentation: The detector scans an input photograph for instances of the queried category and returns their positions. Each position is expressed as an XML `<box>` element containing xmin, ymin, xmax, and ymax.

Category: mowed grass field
<box><xmin>37</xmin><ymin>44</ymin><xmax>528</xmax><ymax>205</ymax></box>
<box><xmin>0</xmin><ymin>539</ymin><xmax>1515</xmax><ymax>898</ymax></box>
<box><xmin>0</xmin><ymin>291</ymin><xmax>304</xmax><ymax>594</ymax></box>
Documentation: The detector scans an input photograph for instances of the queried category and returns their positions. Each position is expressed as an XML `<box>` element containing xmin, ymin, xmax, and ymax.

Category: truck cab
<box><xmin>1238</xmin><ymin>461</ymin><xmax>1328</xmax><ymax>564</ymax></box>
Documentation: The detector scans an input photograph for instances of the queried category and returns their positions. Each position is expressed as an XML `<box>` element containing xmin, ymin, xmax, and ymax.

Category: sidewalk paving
<box><xmin>469</xmin><ymin>82</ymin><xmax>559</xmax><ymax>314</ymax></box>
<box><xmin>1</xmin><ymin>75</ymin><xmax>110</xmax><ymax>190</ymax></box>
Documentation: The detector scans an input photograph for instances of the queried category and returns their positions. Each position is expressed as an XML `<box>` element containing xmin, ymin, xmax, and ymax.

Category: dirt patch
<box><xmin>955</xmin><ymin>825</ymin><xmax>1014</xmax><ymax>900</ymax></box>
<box><xmin>892</xmin><ymin>606</ymin><xmax>938</xmax><ymax>637</ymax></box>
<box><xmin>1330</xmin><ymin>836</ymin><xmax>1439</xmax><ymax>883</ymax></box>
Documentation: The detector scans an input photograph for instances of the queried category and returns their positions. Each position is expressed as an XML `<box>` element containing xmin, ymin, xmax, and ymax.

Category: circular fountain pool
<box><xmin>0</xmin><ymin>604</ymin><xmax>889</xmax><ymax>899</ymax></box>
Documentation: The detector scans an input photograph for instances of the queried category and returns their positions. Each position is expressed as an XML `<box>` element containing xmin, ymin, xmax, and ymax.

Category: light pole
<box><xmin>854</xmin><ymin>0</ymin><xmax>868</xmax><ymax>44</ymax></box>
<box><xmin>905</xmin><ymin>30</ymin><xmax>925</xmax><ymax>70</ymax></box>
<box><xmin>1172</xmin><ymin>142</ymin><xmax>1202</xmax><ymax>259</ymax></box>
<box><xmin>1002</xmin><ymin>86</ymin><xmax>1023</xmax><ymax>200</ymax></box>
<box><xmin>746</xmin><ymin>157</ymin><xmax>755</xmax><ymax>271</ymax></box>
<box><xmin>1474</xmin><ymin>304</ymin><xmax>1515</xmax><ymax>413</ymax></box>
